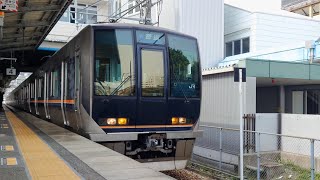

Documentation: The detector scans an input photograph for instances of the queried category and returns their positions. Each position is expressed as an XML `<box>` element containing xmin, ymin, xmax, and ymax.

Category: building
<box><xmin>40</xmin><ymin>0</ymin><xmax>110</xmax><ymax>50</ymax></box>
<box><xmin>194</xmin><ymin>2</ymin><xmax>320</xmax><ymax>173</ymax></box>
<box><xmin>282</xmin><ymin>0</ymin><xmax>320</xmax><ymax>18</ymax></box>
<box><xmin>198</xmin><ymin>3</ymin><xmax>320</xmax><ymax>128</ymax></box>
<box><xmin>224</xmin><ymin>3</ymin><xmax>320</xmax><ymax>58</ymax></box>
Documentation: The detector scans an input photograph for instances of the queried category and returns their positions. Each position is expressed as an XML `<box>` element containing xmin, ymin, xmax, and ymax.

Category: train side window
<box><xmin>94</xmin><ymin>29</ymin><xmax>135</xmax><ymax>96</ymax></box>
<box><xmin>52</xmin><ymin>68</ymin><xmax>61</xmax><ymax>97</ymax></box>
<box><xmin>67</xmin><ymin>59</ymin><xmax>75</xmax><ymax>99</ymax></box>
<box><xmin>50</xmin><ymin>72</ymin><xmax>53</xmax><ymax>96</ymax></box>
<box><xmin>38</xmin><ymin>78</ymin><xmax>43</xmax><ymax>98</ymax></box>
<box><xmin>31</xmin><ymin>83</ymin><xmax>34</xmax><ymax>98</ymax></box>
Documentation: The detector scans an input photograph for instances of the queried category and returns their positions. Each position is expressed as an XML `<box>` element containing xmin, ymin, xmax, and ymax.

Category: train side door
<box><xmin>61</xmin><ymin>61</ymin><xmax>68</xmax><ymax>126</ymax></box>
<box><xmin>137</xmin><ymin>45</ymin><xmax>167</xmax><ymax>126</ymax></box>
<box><xmin>74</xmin><ymin>51</ymin><xmax>81</xmax><ymax>129</ymax></box>
<box><xmin>44</xmin><ymin>72</ymin><xmax>49</xmax><ymax>119</ymax></box>
<box><xmin>75</xmin><ymin>53</ymin><xmax>81</xmax><ymax>111</ymax></box>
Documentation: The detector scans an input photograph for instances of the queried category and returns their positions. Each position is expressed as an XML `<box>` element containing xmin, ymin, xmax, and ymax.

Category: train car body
<box><xmin>6</xmin><ymin>24</ymin><xmax>202</xmax><ymax>169</ymax></box>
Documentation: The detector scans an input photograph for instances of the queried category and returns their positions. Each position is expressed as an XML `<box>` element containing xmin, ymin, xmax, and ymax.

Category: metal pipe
<box><xmin>239</xmin><ymin>69</ymin><xmax>244</xmax><ymax>180</ymax></box>
<box><xmin>219</xmin><ymin>127</ymin><xmax>222</xmax><ymax>170</ymax></box>
<box><xmin>311</xmin><ymin>139</ymin><xmax>315</xmax><ymax>180</ymax></box>
<box><xmin>200</xmin><ymin>125</ymin><xmax>320</xmax><ymax>141</ymax></box>
<box><xmin>257</xmin><ymin>132</ymin><xmax>261</xmax><ymax>180</ymax></box>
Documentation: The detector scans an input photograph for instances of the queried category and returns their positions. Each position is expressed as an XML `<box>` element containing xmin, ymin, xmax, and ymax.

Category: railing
<box><xmin>194</xmin><ymin>125</ymin><xmax>320</xmax><ymax>180</ymax></box>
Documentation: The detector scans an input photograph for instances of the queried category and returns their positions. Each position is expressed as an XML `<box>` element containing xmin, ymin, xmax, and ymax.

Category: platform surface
<box><xmin>1</xmin><ymin>107</ymin><xmax>173</xmax><ymax>180</ymax></box>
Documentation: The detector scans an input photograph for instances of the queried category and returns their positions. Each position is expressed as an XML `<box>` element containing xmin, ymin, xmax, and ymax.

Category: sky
<box><xmin>225</xmin><ymin>0</ymin><xmax>281</xmax><ymax>11</ymax></box>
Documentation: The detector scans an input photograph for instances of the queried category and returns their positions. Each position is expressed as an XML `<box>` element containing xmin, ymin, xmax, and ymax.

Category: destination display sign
<box><xmin>136</xmin><ymin>30</ymin><xmax>166</xmax><ymax>45</ymax></box>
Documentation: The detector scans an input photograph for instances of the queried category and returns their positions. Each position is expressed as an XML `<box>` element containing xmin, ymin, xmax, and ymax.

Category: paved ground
<box><xmin>0</xmin><ymin>110</ymin><xmax>29</xmax><ymax>180</ymax></box>
<box><xmin>2</xmin><ymin>106</ymin><xmax>173</xmax><ymax>180</ymax></box>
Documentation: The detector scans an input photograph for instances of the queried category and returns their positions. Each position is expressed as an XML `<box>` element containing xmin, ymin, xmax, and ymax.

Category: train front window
<box><xmin>168</xmin><ymin>35</ymin><xmax>200</xmax><ymax>98</ymax></box>
<box><xmin>141</xmin><ymin>49</ymin><xmax>165</xmax><ymax>97</ymax></box>
<box><xmin>95</xmin><ymin>29</ymin><xmax>135</xmax><ymax>96</ymax></box>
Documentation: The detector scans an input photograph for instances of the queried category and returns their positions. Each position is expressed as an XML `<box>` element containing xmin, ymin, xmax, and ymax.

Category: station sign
<box><xmin>6</xmin><ymin>68</ymin><xmax>16</xmax><ymax>76</ymax></box>
<box><xmin>0</xmin><ymin>0</ymin><xmax>18</xmax><ymax>12</ymax></box>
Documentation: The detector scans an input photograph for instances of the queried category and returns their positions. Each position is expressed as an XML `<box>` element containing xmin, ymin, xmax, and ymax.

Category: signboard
<box><xmin>0</xmin><ymin>0</ymin><xmax>18</xmax><ymax>12</ymax></box>
<box><xmin>6</xmin><ymin>68</ymin><xmax>16</xmax><ymax>76</ymax></box>
<box><xmin>234</xmin><ymin>68</ymin><xmax>246</xmax><ymax>82</ymax></box>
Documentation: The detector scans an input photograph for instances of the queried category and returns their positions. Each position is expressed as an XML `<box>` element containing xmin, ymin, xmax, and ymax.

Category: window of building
<box><xmin>292</xmin><ymin>90</ymin><xmax>320</xmax><ymax>115</ymax></box>
<box><xmin>234</xmin><ymin>40</ymin><xmax>241</xmax><ymax>55</ymax></box>
<box><xmin>242</xmin><ymin>37</ymin><xmax>250</xmax><ymax>53</ymax></box>
<box><xmin>60</xmin><ymin>3</ymin><xmax>97</xmax><ymax>24</ymax></box>
<box><xmin>128</xmin><ymin>0</ymin><xmax>140</xmax><ymax>15</ymax></box>
<box><xmin>226</xmin><ymin>42</ymin><xmax>232</xmax><ymax>57</ymax></box>
<box><xmin>128</xmin><ymin>3</ymin><xmax>134</xmax><ymax>14</ymax></box>
<box><xmin>225</xmin><ymin>37</ymin><xmax>250</xmax><ymax>57</ymax></box>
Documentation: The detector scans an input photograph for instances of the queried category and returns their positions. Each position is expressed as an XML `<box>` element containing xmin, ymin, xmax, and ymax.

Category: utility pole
<box><xmin>234</xmin><ymin>68</ymin><xmax>246</xmax><ymax>180</ymax></box>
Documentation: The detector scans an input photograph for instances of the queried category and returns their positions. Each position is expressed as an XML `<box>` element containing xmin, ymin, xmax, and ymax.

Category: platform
<box><xmin>0</xmin><ymin>106</ymin><xmax>173</xmax><ymax>180</ymax></box>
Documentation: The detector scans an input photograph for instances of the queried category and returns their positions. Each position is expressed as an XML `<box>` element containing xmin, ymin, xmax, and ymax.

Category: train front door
<box><xmin>137</xmin><ymin>45</ymin><xmax>168</xmax><ymax>127</ymax></box>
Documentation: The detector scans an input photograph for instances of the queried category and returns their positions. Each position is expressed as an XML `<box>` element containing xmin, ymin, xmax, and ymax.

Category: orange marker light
<box><xmin>118</xmin><ymin>118</ymin><xmax>128</xmax><ymax>125</ymax></box>
<box><xmin>0</xmin><ymin>11</ymin><xmax>4</xmax><ymax>17</ymax></box>
<box><xmin>171</xmin><ymin>117</ymin><xmax>179</xmax><ymax>125</ymax></box>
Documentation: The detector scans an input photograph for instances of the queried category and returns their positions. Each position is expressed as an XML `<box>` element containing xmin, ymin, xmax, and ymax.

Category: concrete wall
<box><xmin>200</xmin><ymin>71</ymin><xmax>256</xmax><ymax>128</ymax></box>
<box><xmin>281</xmin><ymin>113</ymin><xmax>320</xmax><ymax>156</ymax></box>
<box><xmin>256</xmin><ymin>113</ymin><xmax>279</xmax><ymax>152</ymax></box>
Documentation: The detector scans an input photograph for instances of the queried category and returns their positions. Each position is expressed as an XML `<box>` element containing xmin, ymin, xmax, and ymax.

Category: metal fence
<box><xmin>194</xmin><ymin>125</ymin><xmax>320</xmax><ymax>180</ymax></box>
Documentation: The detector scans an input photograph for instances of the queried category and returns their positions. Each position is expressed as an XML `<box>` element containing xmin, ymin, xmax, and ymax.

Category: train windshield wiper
<box><xmin>110</xmin><ymin>75</ymin><xmax>132</xmax><ymax>96</ymax></box>
<box><xmin>97</xmin><ymin>80</ymin><xmax>108</xmax><ymax>95</ymax></box>
<box><xmin>153</xmin><ymin>34</ymin><xmax>165</xmax><ymax>45</ymax></box>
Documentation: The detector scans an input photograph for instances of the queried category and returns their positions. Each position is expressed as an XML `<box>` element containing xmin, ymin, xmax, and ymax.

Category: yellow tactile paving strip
<box><xmin>5</xmin><ymin>111</ymin><xmax>81</xmax><ymax>180</ymax></box>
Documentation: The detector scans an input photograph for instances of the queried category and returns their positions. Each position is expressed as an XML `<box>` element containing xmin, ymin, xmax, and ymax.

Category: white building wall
<box><xmin>43</xmin><ymin>0</ymin><xmax>108</xmax><ymax>45</ymax></box>
<box><xmin>224</xmin><ymin>4</ymin><xmax>320</xmax><ymax>57</ymax></box>
<box><xmin>175</xmin><ymin>0</ymin><xmax>224</xmax><ymax>68</ymax></box>
<box><xmin>224</xmin><ymin>5</ymin><xmax>253</xmax><ymax>43</ymax></box>
<box><xmin>254</xmin><ymin>13</ymin><xmax>320</xmax><ymax>51</ymax></box>
<box><xmin>224</xmin><ymin>5</ymin><xmax>254</xmax><ymax>54</ymax></box>
<box><xmin>200</xmin><ymin>71</ymin><xmax>256</xmax><ymax>128</ymax></box>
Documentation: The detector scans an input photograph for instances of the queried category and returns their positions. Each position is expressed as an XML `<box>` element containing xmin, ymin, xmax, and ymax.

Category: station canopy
<box><xmin>0</xmin><ymin>0</ymin><xmax>72</xmax><ymax>53</ymax></box>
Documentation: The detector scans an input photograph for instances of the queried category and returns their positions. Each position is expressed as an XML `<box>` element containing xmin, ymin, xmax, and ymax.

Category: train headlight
<box><xmin>106</xmin><ymin>118</ymin><xmax>117</xmax><ymax>125</ymax></box>
<box><xmin>179</xmin><ymin>117</ymin><xmax>187</xmax><ymax>124</ymax></box>
<box><xmin>117</xmin><ymin>118</ymin><xmax>128</xmax><ymax>125</ymax></box>
<box><xmin>171</xmin><ymin>117</ymin><xmax>179</xmax><ymax>125</ymax></box>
